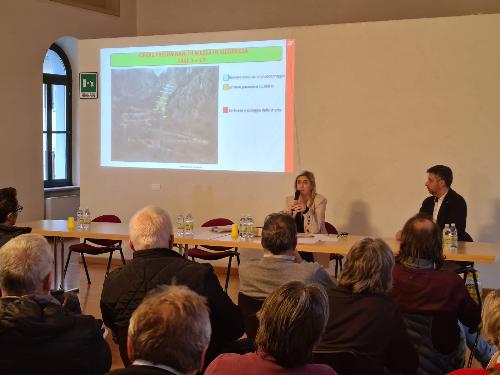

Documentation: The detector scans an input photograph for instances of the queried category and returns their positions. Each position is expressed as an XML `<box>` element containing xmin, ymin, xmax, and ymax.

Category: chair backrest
<box><xmin>325</xmin><ymin>221</ymin><xmax>338</xmax><ymax>235</ymax></box>
<box><xmin>87</xmin><ymin>214</ymin><xmax>122</xmax><ymax>247</ymax></box>
<box><xmin>463</xmin><ymin>232</ymin><xmax>473</xmax><ymax>242</ymax></box>
<box><xmin>200</xmin><ymin>217</ymin><xmax>235</xmax><ymax>252</ymax></box>
<box><xmin>313</xmin><ymin>350</ymin><xmax>380</xmax><ymax>375</ymax></box>
<box><xmin>238</xmin><ymin>292</ymin><xmax>264</xmax><ymax>342</ymax></box>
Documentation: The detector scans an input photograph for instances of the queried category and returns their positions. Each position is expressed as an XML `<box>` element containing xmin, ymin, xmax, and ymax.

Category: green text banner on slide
<box><xmin>100</xmin><ymin>39</ymin><xmax>295</xmax><ymax>172</ymax></box>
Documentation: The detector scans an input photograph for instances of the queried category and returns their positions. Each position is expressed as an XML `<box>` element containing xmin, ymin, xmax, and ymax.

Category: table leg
<box><xmin>52</xmin><ymin>237</ymin><xmax>59</xmax><ymax>290</ymax></box>
<box><xmin>59</xmin><ymin>240</ymin><xmax>65</xmax><ymax>290</ymax></box>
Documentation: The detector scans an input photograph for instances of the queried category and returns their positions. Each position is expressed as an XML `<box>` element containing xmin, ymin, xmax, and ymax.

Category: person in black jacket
<box><xmin>100</xmin><ymin>205</ymin><xmax>245</xmax><ymax>368</ymax></box>
<box><xmin>0</xmin><ymin>233</ymin><xmax>111</xmax><ymax>375</ymax></box>
<box><xmin>315</xmin><ymin>238</ymin><xmax>419</xmax><ymax>375</ymax></box>
<box><xmin>419</xmin><ymin>165</ymin><xmax>467</xmax><ymax>240</ymax></box>
<box><xmin>0</xmin><ymin>187</ymin><xmax>31</xmax><ymax>248</ymax></box>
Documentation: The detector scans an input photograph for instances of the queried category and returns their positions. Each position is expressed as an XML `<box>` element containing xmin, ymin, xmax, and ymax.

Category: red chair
<box><xmin>326</xmin><ymin>222</ymin><xmax>343</xmax><ymax>278</ymax></box>
<box><xmin>186</xmin><ymin>218</ymin><xmax>240</xmax><ymax>292</ymax></box>
<box><xmin>63</xmin><ymin>214</ymin><xmax>125</xmax><ymax>284</ymax></box>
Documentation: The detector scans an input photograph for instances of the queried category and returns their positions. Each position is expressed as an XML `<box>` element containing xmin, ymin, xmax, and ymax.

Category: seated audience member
<box><xmin>391</xmin><ymin>214</ymin><xmax>494</xmax><ymax>373</ymax></box>
<box><xmin>0</xmin><ymin>234</ymin><xmax>111</xmax><ymax>374</ymax></box>
<box><xmin>206</xmin><ymin>281</ymin><xmax>336</xmax><ymax>375</ymax></box>
<box><xmin>239</xmin><ymin>212</ymin><xmax>335</xmax><ymax>299</ymax></box>
<box><xmin>315</xmin><ymin>238</ymin><xmax>418</xmax><ymax>375</ymax></box>
<box><xmin>0</xmin><ymin>187</ymin><xmax>31</xmax><ymax>248</ymax></box>
<box><xmin>100</xmin><ymin>206</ymin><xmax>244</xmax><ymax>366</ymax></box>
<box><xmin>108</xmin><ymin>285</ymin><xmax>211</xmax><ymax>375</ymax></box>
<box><xmin>449</xmin><ymin>290</ymin><xmax>500</xmax><ymax>374</ymax></box>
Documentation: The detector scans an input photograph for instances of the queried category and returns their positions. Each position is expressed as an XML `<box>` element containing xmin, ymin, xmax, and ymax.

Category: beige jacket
<box><xmin>285</xmin><ymin>193</ymin><xmax>327</xmax><ymax>234</ymax></box>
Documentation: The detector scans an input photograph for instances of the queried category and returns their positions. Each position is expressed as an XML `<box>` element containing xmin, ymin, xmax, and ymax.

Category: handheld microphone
<box><xmin>294</xmin><ymin>190</ymin><xmax>300</xmax><ymax>200</ymax></box>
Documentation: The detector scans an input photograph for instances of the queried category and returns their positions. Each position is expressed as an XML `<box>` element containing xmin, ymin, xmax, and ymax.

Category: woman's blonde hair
<box><xmin>339</xmin><ymin>238</ymin><xmax>395</xmax><ymax>295</ymax></box>
<box><xmin>295</xmin><ymin>170</ymin><xmax>317</xmax><ymax>206</ymax></box>
<box><xmin>482</xmin><ymin>290</ymin><xmax>500</xmax><ymax>348</ymax></box>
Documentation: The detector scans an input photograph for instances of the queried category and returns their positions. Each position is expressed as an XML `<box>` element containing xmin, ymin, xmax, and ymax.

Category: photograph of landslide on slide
<box><xmin>111</xmin><ymin>66</ymin><xmax>218</xmax><ymax>164</ymax></box>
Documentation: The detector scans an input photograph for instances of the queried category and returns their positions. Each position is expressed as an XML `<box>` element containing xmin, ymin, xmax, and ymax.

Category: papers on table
<box><xmin>210</xmin><ymin>225</ymin><xmax>233</xmax><ymax>233</ymax></box>
<box><xmin>315</xmin><ymin>234</ymin><xmax>338</xmax><ymax>242</ymax></box>
<box><xmin>296</xmin><ymin>234</ymin><xmax>338</xmax><ymax>244</ymax></box>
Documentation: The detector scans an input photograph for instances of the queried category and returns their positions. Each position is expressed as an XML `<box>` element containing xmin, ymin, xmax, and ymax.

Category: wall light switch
<box><xmin>151</xmin><ymin>183</ymin><xmax>161</xmax><ymax>191</ymax></box>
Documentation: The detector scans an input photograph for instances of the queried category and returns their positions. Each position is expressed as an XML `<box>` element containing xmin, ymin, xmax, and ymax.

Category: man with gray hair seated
<box><xmin>100</xmin><ymin>206</ymin><xmax>244</xmax><ymax>367</ymax></box>
<box><xmin>0</xmin><ymin>234</ymin><xmax>111</xmax><ymax>374</ymax></box>
<box><xmin>239</xmin><ymin>212</ymin><xmax>335</xmax><ymax>299</ymax></box>
<box><xmin>109</xmin><ymin>285</ymin><xmax>211</xmax><ymax>375</ymax></box>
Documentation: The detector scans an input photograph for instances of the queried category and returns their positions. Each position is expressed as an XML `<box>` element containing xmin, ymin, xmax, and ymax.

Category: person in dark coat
<box><xmin>0</xmin><ymin>234</ymin><xmax>111</xmax><ymax>375</ymax></box>
<box><xmin>315</xmin><ymin>238</ymin><xmax>419</xmax><ymax>375</ymax></box>
<box><xmin>108</xmin><ymin>285</ymin><xmax>211</xmax><ymax>375</ymax></box>
<box><xmin>419</xmin><ymin>165</ymin><xmax>467</xmax><ymax>240</ymax></box>
<box><xmin>100</xmin><ymin>206</ymin><xmax>244</xmax><ymax>367</ymax></box>
<box><xmin>0</xmin><ymin>187</ymin><xmax>31</xmax><ymax>248</ymax></box>
<box><xmin>391</xmin><ymin>214</ymin><xmax>495</xmax><ymax>374</ymax></box>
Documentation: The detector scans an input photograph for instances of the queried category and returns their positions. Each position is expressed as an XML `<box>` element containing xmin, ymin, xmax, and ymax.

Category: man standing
<box><xmin>100</xmin><ymin>206</ymin><xmax>244</xmax><ymax>367</ymax></box>
<box><xmin>0</xmin><ymin>234</ymin><xmax>111</xmax><ymax>374</ymax></box>
<box><xmin>419</xmin><ymin>165</ymin><xmax>467</xmax><ymax>240</ymax></box>
<box><xmin>239</xmin><ymin>212</ymin><xmax>335</xmax><ymax>299</ymax></box>
<box><xmin>0</xmin><ymin>187</ymin><xmax>31</xmax><ymax>248</ymax></box>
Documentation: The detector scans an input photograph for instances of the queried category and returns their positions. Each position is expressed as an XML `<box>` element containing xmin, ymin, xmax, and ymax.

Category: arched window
<box><xmin>43</xmin><ymin>44</ymin><xmax>72</xmax><ymax>187</ymax></box>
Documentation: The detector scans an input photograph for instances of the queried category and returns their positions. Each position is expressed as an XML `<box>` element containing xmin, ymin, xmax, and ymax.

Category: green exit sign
<box><xmin>79</xmin><ymin>72</ymin><xmax>98</xmax><ymax>99</ymax></box>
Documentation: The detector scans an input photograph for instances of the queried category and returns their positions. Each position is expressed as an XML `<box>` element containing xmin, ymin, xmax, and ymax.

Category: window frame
<box><xmin>43</xmin><ymin>43</ymin><xmax>72</xmax><ymax>188</ymax></box>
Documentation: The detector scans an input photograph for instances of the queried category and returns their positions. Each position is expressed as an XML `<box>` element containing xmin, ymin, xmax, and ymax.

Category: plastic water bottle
<box><xmin>76</xmin><ymin>208</ymin><xmax>84</xmax><ymax>230</ymax></box>
<box><xmin>176</xmin><ymin>214</ymin><xmax>185</xmax><ymax>237</ymax></box>
<box><xmin>247</xmin><ymin>215</ymin><xmax>255</xmax><ymax>239</ymax></box>
<box><xmin>450</xmin><ymin>223</ymin><xmax>458</xmax><ymax>251</ymax></box>
<box><xmin>184</xmin><ymin>213</ymin><xmax>193</xmax><ymax>236</ymax></box>
<box><xmin>443</xmin><ymin>224</ymin><xmax>452</xmax><ymax>252</ymax></box>
<box><xmin>83</xmin><ymin>208</ymin><xmax>91</xmax><ymax>230</ymax></box>
<box><xmin>239</xmin><ymin>215</ymin><xmax>246</xmax><ymax>238</ymax></box>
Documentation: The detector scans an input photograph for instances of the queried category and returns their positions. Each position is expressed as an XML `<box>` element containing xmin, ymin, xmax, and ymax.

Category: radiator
<box><xmin>44</xmin><ymin>195</ymin><xmax>80</xmax><ymax>219</ymax></box>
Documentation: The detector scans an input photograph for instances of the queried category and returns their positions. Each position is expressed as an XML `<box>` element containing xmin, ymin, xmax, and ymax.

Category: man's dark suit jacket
<box><xmin>419</xmin><ymin>188</ymin><xmax>467</xmax><ymax>241</ymax></box>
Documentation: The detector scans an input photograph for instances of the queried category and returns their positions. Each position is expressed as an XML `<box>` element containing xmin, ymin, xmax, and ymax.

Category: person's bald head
<box><xmin>412</xmin><ymin>217</ymin><xmax>435</xmax><ymax>233</ymax></box>
<box><xmin>398</xmin><ymin>213</ymin><xmax>445</xmax><ymax>269</ymax></box>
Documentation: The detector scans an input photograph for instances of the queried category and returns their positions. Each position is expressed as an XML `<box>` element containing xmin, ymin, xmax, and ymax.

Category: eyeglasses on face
<box><xmin>13</xmin><ymin>205</ymin><xmax>23</xmax><ymax>213</ymax></box>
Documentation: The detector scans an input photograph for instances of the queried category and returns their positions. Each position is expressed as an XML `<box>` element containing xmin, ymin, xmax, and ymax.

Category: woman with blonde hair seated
<box><xmin>449</xmin><ymin>290</ymin><xmax>500</xmax><ymax>374</ymax></box>
<box><xmin>206</xmin><ymin>281</ymin><xmax>336</xmax><ymax>374</ymax></box>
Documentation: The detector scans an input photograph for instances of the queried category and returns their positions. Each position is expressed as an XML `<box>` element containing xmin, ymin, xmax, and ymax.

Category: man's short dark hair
<box><xmin>0</xmin><ymin>188</ymin><xmax>18</xmax><ymax>223</ymax></box>
<box><xmin>261</xmin><ymin>213</ymin><xmax>297</xmax><ymax>255</ymax></box>
<box><xmin>397</xmin><ymin>213</ymin><xmax>445</xmax><ymax>269</ymax></box>
<box><xmin>427</xmin><ymin>165</ymin><xmax>453</xmax><ymax>187</ymax></box>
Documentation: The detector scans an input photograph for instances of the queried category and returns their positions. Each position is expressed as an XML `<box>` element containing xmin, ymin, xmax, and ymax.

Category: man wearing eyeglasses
<box><xmin>0</xmin><ymin>187</ymin><xmax>31</xmax><ymax>248</ymax></box>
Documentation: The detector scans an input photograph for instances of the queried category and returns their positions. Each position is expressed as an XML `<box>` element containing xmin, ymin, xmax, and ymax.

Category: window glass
<box><xmin>52</xmin><ymin>133</ymin><xmax>67</xmax><ymax>180</ymax></box>
<box><xmin>52</xmin><ymin>85</ymin><xmax>66</xmax><ymax>131</ymax></box>
<box><xmin>43</xmin><ymin>49</ymin><xmax>66</xmax><ymax>75</ymax></box>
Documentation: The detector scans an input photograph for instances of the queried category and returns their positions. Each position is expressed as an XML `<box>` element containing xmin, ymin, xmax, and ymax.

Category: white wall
<box><xmin>79</xmin><ymin>15</ymin><xmax>500</xmax><ymax>287</ymax></box>
<box><xmin>0</xmin><ymin>0</ymin><xmax>137</xmax><ymax>221</ymax></box>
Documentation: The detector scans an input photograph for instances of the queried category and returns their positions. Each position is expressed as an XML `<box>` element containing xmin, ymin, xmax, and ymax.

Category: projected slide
<box><xmin>100</xmin><ymin>39</ymin><xmax>295</xmax><ymax>172</ymax></box>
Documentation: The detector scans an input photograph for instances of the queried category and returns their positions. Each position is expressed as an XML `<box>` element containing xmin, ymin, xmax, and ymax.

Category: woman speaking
<box><xmin>286</xmin><ymin>171</ymin><xmax>327</xmax><ymax>262</ymax></box>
